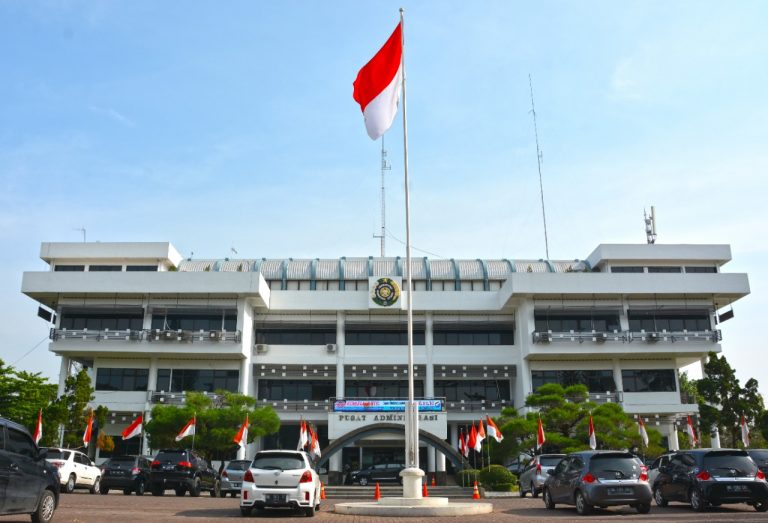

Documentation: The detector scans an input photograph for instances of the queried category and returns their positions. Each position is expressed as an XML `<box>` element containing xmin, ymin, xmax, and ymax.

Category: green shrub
<box><xmin>490</xmin><ymin>482</ymin><xmax>515</xmax><ymax>492</ymax></box>
<box><xmin>478</xmin><ymin>464</ymin><xmax>517</xmax><ymax>490</ymax></box>
<box><xmin>456</xmin><ymin>469</ymin><xmax>480</xmax><ymax>487</ymax></box>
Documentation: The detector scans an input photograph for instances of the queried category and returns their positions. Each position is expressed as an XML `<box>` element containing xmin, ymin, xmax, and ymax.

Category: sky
<box><xmin>1</xmin><ymin>1</ymin><xmax>767</xmax><ymax>397</ymax></box>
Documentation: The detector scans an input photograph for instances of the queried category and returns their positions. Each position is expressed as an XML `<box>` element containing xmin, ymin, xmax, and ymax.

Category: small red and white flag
<box><xmin>637</xmin><ymin>417</ymin><xmax>649</xmax><ymax>447</ymax></box>
<box><xmin>309</xmin><ymin>425</ymin><xmax>321</xmax><ymax>458</ymax></box>
<box><xmin>297</xmin><ymin>419</ymin><xmax>309</xmax><ymax>451</ymax></box>
<box><xmin>461</xmin><ymin>431</ymin><xmax>470</xmax><ymax>458</ymax></box>
<box><xmin>175</xmin><ymin>416</ymin><xmax>196</xmax><ymax>442</ymax></box>
<box><xmin>475</xmin><ymin>420</ymin><xmax>486</xmax><ymax>452</ymax></box>
<box><xmin>233</xmin><ymin>415</ymin><xmax>249</xmax><ymax>449</ymax></box>
<box><xmin>122</xmin><ymin>415</ymin><xmax>143</xmax><ymax>441</ymax></box>
<box><xmin>33</xmin><ymin>409</ymin><xmax>43</xmax><ymax>445</ymax></box>
<box><xmin>536</xmin><ymin>417</ymin><xmax>546</xmax><ymax>450</ymax></box>
<box><xmin>588</xmin><ymin>415</ymin><xmax>597</xmax><ymax>450</ymax></box>
<box><xmin>352</xmin><ymin>22</ymin><xmax>403</xmax><ymax>140</ymax></box>
<box><xmin>458</xmin><ymin>429</ymin><xmax>466</xmax><ymax>456</ymax></box>
<box><xmin>82</xmin><ymin>410</ymin><xmax>94</xmax><ymax>448</ymax></box>
<box><xmin>468</xmin><ymin>423</ymin><xmax>478</xmax><ymax>453</ymax></box>
<box><xmin>486</xmin><ymin>416</ymin><xmax>504</xmax><ymax>443</ymax></box>
<box><xmin>740</xmin><ymin>414</ymin><xmax>750</xmax><ymax>448</ymax></box>
<box><xmin>686</xmin><ymin>415</ymin><xmax>698</xmax><ymax>447</ymax></box>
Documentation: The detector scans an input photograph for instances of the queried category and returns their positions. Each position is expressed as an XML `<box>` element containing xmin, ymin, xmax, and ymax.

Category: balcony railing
<box><xmin>149</xmin><ymin>390</ymin><xmax>225</xmax><ymax>405</ymax></box>
<box><xmin>50</xmin><ymin>328</ymin><xmax>241</xmax><ymax>343</ymax></box>
<box><xmin>258</xmin><ymin>399</ymin><xmax>332</xmax><ymax>411</ymax></box>
<box><xmin>532</xmin><ymin>329</ymin><xmax>721</xmax><ymax>344</ymax></box>
<box><xmin>444</xmin><ymin>399</ymin><xmax>508</xmax><ymax>412</ymax></box>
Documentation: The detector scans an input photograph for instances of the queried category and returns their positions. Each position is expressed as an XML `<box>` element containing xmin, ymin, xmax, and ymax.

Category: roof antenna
<box><xmin>73</xmin><ymin>227</ymin><xmax>86</xmax><ymax>242</ymax></box>
<box><xmin>644</xmin><ymin>206</ymin><xmax>657</xmax><ymax>244</ymax></box>
<box><xmin>373</xmin><ymin>135</ymin><xmax>391</xmax><ymax>257</ymax></box>
<box><xmin>529</xmin><ymin>74</ymin><xmax>550</xmax><ymax>260</ymax></box>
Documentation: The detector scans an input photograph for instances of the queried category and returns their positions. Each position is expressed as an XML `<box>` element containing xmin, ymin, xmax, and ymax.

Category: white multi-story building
<box><xmin>21</xmin><ymin>241</ymin><xmax>749</xmax><ymax>483</ymax></box>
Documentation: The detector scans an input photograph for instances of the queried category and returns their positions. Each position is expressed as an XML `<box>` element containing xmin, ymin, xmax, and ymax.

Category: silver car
<box><xmin>519</xmin><ymin>454</ymin><xmax>565</xmax><ymax>498</ymax></box>
<box><xmin>215</xmin><ymin>460</ymin><xmax>250</xmax><ymax>497</ymax></box>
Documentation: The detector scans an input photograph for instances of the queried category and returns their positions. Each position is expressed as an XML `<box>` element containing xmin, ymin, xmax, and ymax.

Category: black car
<box><xmin>350</xmin><ymin>463</ymin><xmax>405</xmax><ymax>486</ymax></box>
<box><xmin>99</xmin><ymin>455</ymin><xmax>152</xmax><ymax>495</ymax></box>
<box><xmin>652</xmin><ymin>448</ymin><xmax>768</xmax><ymax>512</ymax></box>
<box><xmin>747</xmin><ymin>449</ymin><xmax>768</xmax><ymax>477</ymax></box>
<box><xmin>149</xmin><ymin>449</ymin><xmax>217</xmax><ymax>497</ymax></box>
<box><xmin>0</xmin><ymin>417</ymin><xmax>60</xmax><ymax>523</ymax></box>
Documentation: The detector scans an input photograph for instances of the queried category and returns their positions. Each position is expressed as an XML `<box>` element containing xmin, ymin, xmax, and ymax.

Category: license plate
<box><xmin>265</xmin><ymin>494</ymin><xmax>286</xmax><ymax>504</ymax></box>
<box><xmin>607</xmin><ymin>487</ymin><xmax>632</xmax><ymax>495</ymax></box>
<box><xmin>163</xmin><ymin>465</ymin><xmax>175</xmax><ymax>470</ymax></box>
<box><xmin>231</xmin><ymin>482</ymin><xmax>241</xmax><ymax>488</ymax></box>
<box><xmin>726</xmin><ymin>485</ymin><xmax>749</xmax><ymax>492</ymax></box>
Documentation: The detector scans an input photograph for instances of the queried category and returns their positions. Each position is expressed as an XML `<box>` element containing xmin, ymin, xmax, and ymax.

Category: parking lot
<box><xmin>2</xmin><ymin>491</ymin><xmax>768</xmax><ymax>522</ymax></box>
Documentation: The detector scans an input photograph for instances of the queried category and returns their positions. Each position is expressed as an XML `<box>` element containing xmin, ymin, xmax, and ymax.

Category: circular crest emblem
<box><xmin>371</xmin><ymin>277</ymin><xmax>400</xmax><ymax>307</ymax></box>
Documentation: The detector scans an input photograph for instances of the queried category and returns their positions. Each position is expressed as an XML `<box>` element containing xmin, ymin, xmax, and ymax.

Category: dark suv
<box><xmin>543</xmin><ymin>451</ymin><xmax>652</xmax><ymax>515</ymax></box>
<box><xmin>0</xmin><ymin>417</ymin><xmax>60</xmax><ymax>523</ymax></box>
<box><xmin>652</xmin><ymin>449</ymin><xmax>768</xmax><ymax>512</ymax></box>
<box><xmin>350</xmin><ymin>463</ymin><xmax>405</xmax><ymax>486</ymax></box>
<box><xmin>100</xmin><ymin>455</ymin><xmax>152</xmax><ymax>495</ymax></box>
<box><xmin>149</xmin><ymin>449</ymin><xmax>216</xmax><ymax>497</ymax></box>
<box><xmin>747</xmin><ymin>449</ymin><xmax>768</xmax><ymax>477</ymax></box>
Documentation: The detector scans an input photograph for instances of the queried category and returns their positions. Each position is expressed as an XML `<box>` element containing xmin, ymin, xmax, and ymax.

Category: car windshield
<box><xmin>226</xmin><ymin>461</ymin><xmax>251</xmax><ymax>471</ymax></box>
<box><xmin>703</xmin><ymin>452</ymin><xmax>757</xmax><ymax>476</ymax></box>
<box><xmin>749</xmin><ymin>451</ymin><xmax>768</xmax><ymax>464</ymax></box>
<box><xmin>154</xmin><ymin>451</ymin><xmax>187</xmax><ymax>462</ymax></box>
<box><xmin>106</xmin><ymin>457</ymin><xmax>136</xmax><ymax>465</ymax></box>
<box><xmin>251</xmin><ymin>453</ymin><xmax>304</xmax><ymax>471</ymax></box>
<box><xmin>540</xmin><ymin>456</ymin><xmax>564</xmax><ymax>467</ymax></box>
<box><xmin>46</xmin><ymin>449</ymin><xmax>71</xmax><ymax>460</ymax></box>
<box><xmin>589</xmin><ymin>454</ymin><xmax>640</xmax><ymax>480</ymax></box>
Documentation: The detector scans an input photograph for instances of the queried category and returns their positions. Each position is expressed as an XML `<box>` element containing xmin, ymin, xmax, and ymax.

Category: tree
<box><xmin>0</xmin><ymin>359</ymin><xmax>58</xmax><ymax>434</ymax></box>
<box><xmin>42</xmin><ymin>368</ymin><xmax>96</xmax><ymax>448</ymax></box>
<box><xmin>145</xmin><ymin>391</ymin><xmax>280</xmax><ymax>460</ymax></box>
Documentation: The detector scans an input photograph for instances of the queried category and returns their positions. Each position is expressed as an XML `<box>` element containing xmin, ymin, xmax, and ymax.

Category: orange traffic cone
<box><xmin>431</xmin><ymin>474</ymin><xmax>436</xmax><ymax>487</ymax></box>
<box><xmin>374</xmin><ymin>482</ymin><xmax>381</xmax><ymax>501</ymax></box>
<box><xmin>422</xmin><ymin>481</ymin><xmax>429</xmax><ymax>497</ymax></box>
<box><xmin>320</xmin><ymin>482</ymin><xmax>326</xmax><ymax>500</ymax></box>
<box><xmin>472</xmin><ymin>480</ymin><xmax>480</xmax><ymax>500</ymax></box>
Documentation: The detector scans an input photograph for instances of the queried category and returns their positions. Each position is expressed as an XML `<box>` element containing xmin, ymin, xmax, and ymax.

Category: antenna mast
<box><xmin>373</xmin><ymin>136</ymin><xmax>391</xmax><ymax>256</ymax></box>
<box><xmin>644</xmin><ymin>206</ymin><xmax>657</xmax><ymax>244</ymax></box>
<box><xmin>529</xmin><ymin>75</ymin><xmax>550</xmax><ymax>260</ymax></box>
<box><xmin>74</xmin><ymin>227</ymin><xmax>86</xmax><ymax>242</ymax></box>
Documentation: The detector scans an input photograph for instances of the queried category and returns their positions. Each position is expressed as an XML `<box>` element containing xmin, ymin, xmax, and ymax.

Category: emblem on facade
<box><xmin>371</xmin><ymin>277</ymin><xmax>400</xmax><ymax>307</ymax></box>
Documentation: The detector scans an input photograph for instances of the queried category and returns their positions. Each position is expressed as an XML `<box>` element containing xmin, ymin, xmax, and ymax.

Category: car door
<box><xmin>371</xmin><ymin>464</ymin><xmax>388</xmax><ymax>481</ymax></box>
<box><xmin>4</xmin><ymin>425</ymin><xmax>43</xmax><ymax>513</ymax></box>
<box><xmin>75</xmin><ymin>453</ymin><xmax>93</xmax><ymax>484</ymax></box>
<box><xmin>548</xmin><ymin>457</ymin><xmax>571</xmax><ymax>502</ymax></box>
<box><xmin>664</xmin><ymin>454</ymin><xmax>689</xmax><ymax>501</ymax></box>
<box><xmin>0</xmin><ymin>423</ymin><xmax>9</xmax><ymax>512</ymax></box>
<box><xmin>563</xmin><ymin>456</ymin><xmax>585</xmax><ymax>503</ymax></box>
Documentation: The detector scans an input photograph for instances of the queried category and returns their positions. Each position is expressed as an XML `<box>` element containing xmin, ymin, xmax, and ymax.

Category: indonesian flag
<box><xmin>306</xmin><ymin>423</ymin><xmax>321</xmax><ymax>458</ymax></box>
<box><xmin>233</xmin><ymin>415</ymin><xmax>249</xmax><ymax>449</ymax></box>
<box><xmin>458</xmin><ymin>429</ymin><xmax>466</xmax><ymax>457</ymax></box>
<box><xmin>638</xmin><ymin>417</ymin><xmax>649</xmax><ymax>447</ymax></box>
<box><xmin>297</xmin><ymin>420</ymin><xmax>309</xmax><ymax>451</ymax></box>
<box><xmin>536</xmin><ymin>417</ymin><xmax>546</xmax><ymax>450</ymax></box>
<box><xmin>741</xmin><ymin>415</ymin><xmax>750</xmax><ymax>448</ymax></box>
<box><xmin>175</xmin><ymin>416</ymin><xmax>196</xmax><ymax>442</ymax></box>
<box><xmin>82</xmin><ymin>410</ymin><xmax>94</xmax><ymax>448</ymax></box>
<box><xmin>686</xmin><ymin>415</ymin><xmax>698</xmax><ymax>447</ymax></box>
<box><xmin>352</xmin><ymin>22</ymin><xmax>403</xmax><ymax>140</ymax></box>
<box><xmin>486</xmin><ymin>416</ymin><xmax>504</xmax><ymax>443</ymax></box>
<box><xmin>475</xmin><ymin>420</ymin><xmax>486</xmax><ymax>452</ymax></box>
<box><xmin>122</xmin><ymin>415</ymin><xmax>143</xmax><ymax>441</ymax></box>
<box><xmin>588</xmin><ymin>416</ymin><xmax>597</xmax><ymax>450</ymax></box>
<box><xmin>468</xmin><ymin>423</ymin><xmax>477</xmax><ymax>453</ymax></box>
<box><xmin>33</xmin><ymin>409</ymin><xmax>43</xmax><ymax>445</ymax></box>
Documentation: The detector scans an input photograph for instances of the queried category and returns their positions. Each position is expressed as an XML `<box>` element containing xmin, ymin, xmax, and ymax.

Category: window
<box><xmin>54</xmin><ymin>265</ymin><xmax>85</xmax><ymax>272</ymax></box>
<box><xmin>254</xmin><ymin>325</ymin><xmax>336</xmax><ymax>345</ymax></box>
<box><xmin>151</xmin><ymin>310</ymin><xmax>237</xmax><ymax>332</ymax></box>
<box><xmin>685</xmin><ymin>266</ymin><xmax>717</xmax><ymax>273</ymax></box>
<box><xmin>434</xmin><ymin>380</ymin><xmax>511</xmax><ymax>401</ymax></box>
<box><xmin>156</xmin><ymin>369</ymin><xmax>239</xmax><ymax>392</ymax></box>
<box><xmin>344</xmin><ymin>380</ymin><xmax>424</xmax><ymax>398</ymax></box>
<box><xmin>610</xmin><ymin>266</ymin><xmax>644</xmax><ymax>273</ymax></box>
<box><xmin>346</xmin><ymin>328</ymin><xmax>425</xmax><ymax>345</ymax></box>
<box><xmin>96</xmin><ymin>368</ymin><xmax>149</xmax><ymax>391</ymax></box>
<box><xmin>60</xmin><ymin>309</ymin><xmax>144</xmax><ymax>331</ymax></box>
<box><xmin>621</xmin><ymin>369</ymin><xmax>676</xmax><ymax>392</ymax></box>
<box><xmin>433</xmin><ymin>324</ymin><xmax>514</xmax><ymax>345</ymax></box>
<box><xmin>534</xmin><ymin>312</ymin><xmax>620</xmax><ymax>333</ymax></box>
<box><xmin>531</xmin><ymin>370</ymin><xmax>616</xmax><ymax>393</ymax></box>
<box><xmin>628</xmin><ymin>310</ymin><xmax>711</xmax><ymax>332</ymax></box>
<box><xmin>126</xmin><ymin>265</ymin><xmax>159</xmax><ymax>272</ymax></box>
<box><xmin>647</xmin><ymin>266</ymin><xmax>682</xmax><ymax>273</ymax></box>
<box><xmin>257</xmin><ymin>380</ymin><xmax>335</xmax><ymax>401</ymax></box>
<box><xmin>89</xmin><ymin>265</ymin><xmax>122</xmax><ymax>271</ymax></box>
<box><xmin>6</xmin><ymin>427</ymin><xmax>36</xmax><ymax>458</ymax></box>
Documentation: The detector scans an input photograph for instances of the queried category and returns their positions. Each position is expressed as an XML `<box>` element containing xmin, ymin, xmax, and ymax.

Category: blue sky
<box><xmin>2</xmin><ymin>1</ymin><xmax>767</xmax><ymax>397</ymax></box>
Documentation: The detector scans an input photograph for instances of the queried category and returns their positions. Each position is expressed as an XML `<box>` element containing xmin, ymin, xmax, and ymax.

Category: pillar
<box><xmin>336</xmin><ymin>312</ymin><xmax>345</xmax><ymax>398</ymax></box>
<box><xmin>435</xmin><ymin>451</ymin><xmax>447</xmax><ymax>485</ymax></box>
<box><xmin>450</xmin><ymin>423</ymin><xmax>458</xmax><ymax>447</ymax></box>
<box><xmin>668</xmin><ymin>423</ymin><xmax>680</xmax><ymax>451</ymax></box>
<box><xmin>425</xmin><ymin>313</ymin><xmax>434</xmax><ymax>398</ymax></box>
<box><xmin>514</xmin><ymin>301</ymin><xmax>534</xmax><ymax>410</ymax></box>
<box><xmin>57</xmin><ymin>356</ymin><xmax>70</xmax><ymax>397</ymax></box>
<box><xmin>329</xmin><ymin>451</ymin><xmax>343</xmax><ymax>486</ymax></box>
<box><xmin>612</xmin><ymin>359</ymin><xmax>624</xmax><ymax>395</ymax></box>
<box><xmin>427</xmin><ymin>446</ymin><xmax>436</xmax><ymax>473</ymax></box>
<box><xmin>237</xmin><ymin>299</ymin><xmax>254</xmax><ymax>460</ymax></box>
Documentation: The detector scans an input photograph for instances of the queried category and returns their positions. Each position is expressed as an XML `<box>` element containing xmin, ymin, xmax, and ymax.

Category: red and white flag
<box><xmin>740</xmin><ymin>414</ymin><xmax>750</xmax><ymax>448</ymax></box>
<box><xmin>352</xmin><ymin>22</ymin><xmax>403</xmax><ymax>140</ymax></box>
<box><xmin>475</xmin><ymin>420</ymin><xmax>486</xmax><ymax>452</ymax></box>
<box><xmin>233</xmin><ymin>415</ymin><xmax>249</xmax><ymax>449</ymax></box>
<box><xmin>637</xmin><ymin>417</ymin><xmax>649</xmax><ymax>447</ymax></box>
<box><xmin>486</xmin><ymin>416</ymin><xmax>503</xmax><ymax>443</ymax></box>
<box><xmin>536</xmin><ymin>417</ymin><xmax>546</xmax><ymax>450</ymax></box>
<box><xmin>82</xmin><ymin>410</ymin><xmax>94</xmax><ymax>448</ymax></box>
<box><xmin>458</xmin><ymin>429</ymin><xmax>466</xmax><ymax>456</ymax></box>
<box><xmin>588</xmin><ymin>415</ymin><xmax>597</xmax><ymax>450</ymax></box>
<box><xmin>468</xmin><ymin>423</ymin><xmax>478</xmax><ymax>453</ymax></box>
<box><xmin>175</xmin><ymin>416</ymin><xmax>196</xmax><ymax>442</ymax></box>
<box><xmin>297</xmin><ymin>420</ymin><xmax>309</xmax><ymax>451</ymax></box>
<box><xmin>33</xmin><ymin>409</ymin><xmax>43</xmax><ymax>445</ymax></box>
<box><xmin>686</xmin><ymin>415</ymin><xmax>698</xmax><ymax>447</ymax></box>
<box><xmin>461</xmin><ymin>431</ymin><xmax>469</xmax><ymax>458</ymax></box>
<box><xmin>309</xmin><ymin>424</ymin><xmax>321</xmax><ymax>458</ymax></box>
<box><xmin>122</xmin><ymin>415</ymin><xmax>143</xmax><ymax>441</ymax></box>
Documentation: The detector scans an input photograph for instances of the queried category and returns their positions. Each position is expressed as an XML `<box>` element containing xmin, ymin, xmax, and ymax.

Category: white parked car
<box><xmin>240</xmin><ymin>450</ymin><xmax>321</xmax><ymax>517</ymax></box>
<box><xmin>44</xmin><ymin>448</ymin><xmax>102</xmax><ymax>494</ymax></box>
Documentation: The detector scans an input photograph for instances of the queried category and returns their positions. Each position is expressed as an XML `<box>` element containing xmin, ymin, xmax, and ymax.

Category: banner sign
<box><xmin>333</xmin><ymin>399</ymin><xmax>442</xmax><ymax>412</ymax></box>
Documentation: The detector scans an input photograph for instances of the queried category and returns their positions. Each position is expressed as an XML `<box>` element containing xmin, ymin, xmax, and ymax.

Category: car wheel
<box><xmin>636</xmin><ymin>503</ymin><xmax>651</xmax><ymax>514</ymax></box>
<box><xmin>543</xmin><ymin>488</ymin><xmax>555</xmax><ymax>510</ymax></box>
<box><xmin>231</xmin><ymin>492</ymin><xmax>238</xmax><ymax>498</ymax></box>
<box><xmin>65</xmin><ymin>474</ymin><xmax>76</xmax><ymax>494</ymax></box>
<box><xmin>175</xmin><ymin>487</ymin><xmax>186</xmax><ymax>497</ymax></box>
<box><xmin>213</xmin><ymin>480</ymin><xmax>221</xmax><ymax>497</ymax></box>
<box><xmin>189</xmin><ymin>477</ymin><xmax>201</xmax><ymax>497</ymax></box>
<box><xmin>359</xmin><ymin>477</ymin><xmax>368</xmax><ymax>486</ymax></box>
<box><xmin>101</xmin><ymin>486</ymin><xmax>111</xmax><ymax>495</ymax></box>
<box><xmin>690</xmin><ymin>488</ymin><xmax>707</xmax><ymax>512</ymax></box>
<box><xmin>240</xmin><ymin>506</ymin><xmax>253</xmax><ymax>517</ymax></box>
<box><xmin>304</xmin><ymin>505</ymin><xmax>316</xmax><ymax>517</ymax></box>
<box><xmin>151</xmin><ymin>485</ymin><xmax>164</xmax><ymax>496</ymax></box>
<box><xmin>123</xmin><ymin>488</ymin><xmax>132</xmax><ymax>495</ymax></box>
<box><xmin>90</xmin><ymin>477</ymin><xmax>101</xmax><ymax>494</ymax></box>
<box><xmin>135</xmin><ymin>480</ymin><xmax>146</xmax><ymax>496</ymax></box>
<box><xmin>755</xmin><ymin>500</ymin><xmax>768</xmax><ymax>512</ymax></box>
<box><xmin>653</xmin><ymin>488</ymin><xmax>668</xmax><ymax>507</ymax></box>
<box><xmin>31</xmin><ymin>489</ymin><xmax>56</xmax><ymax>523</ymax></box>
<box><xmin>519</xmin><ymin>484</ymin><xmax>526</xmax><ymax>497</ymax></box>
<box><xmin>531</xmin><ymin>483</ymin><xmax>539</xmax><ymax>498</ymax></box>
<box><xmin>575</xmin><ymin>491</ymin><xmax>592</xmax><ymax>516</ymax></box>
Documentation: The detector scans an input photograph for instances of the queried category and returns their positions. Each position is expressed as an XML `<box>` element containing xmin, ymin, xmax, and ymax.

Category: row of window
<box><xmin>531</xmin><ymin>369</ymin><xmax>677</xmax><ymax>393</ymax></box>
<box><xmin>54</xmin><ymin>265</ymin><xmax>158</xmax><ymax>271</ymax></box>
<box><xmin>59</xmin><ymin>310</ymin><xmax>238</xmax><ymax>332</ymax></box>
<box><xmin>96</xmin><ymin>368</ymin><xmax>149</xmax><ymax>391</ymax></box>
<box><xmin>532</xmin><ymin>311</ymin><xmax>711</xmax><ymax>333</ymax></box>
<box><xmin>534</xmin><ymin>314</ymin><xmax>621</xmax><ymax>333</ymax></box>
<box><xmin>61</xmin><ymin>312</ymin><xmax>144</xmax><ymax>331</ymax></box>
<box><xmin>610</xmin><ymin>266</ymin><xmax>717</xmax><ymax>273</ymax></box>
<box><xmin>157</xmin><ymin>369</ymin><xmax>240</xmax><ymax>393</ymax></box>
<box><xmin>627</xmin><ymin>311</ymin><xmax>710</xmax><ymax>332</ymax></box>
<box><xmin>151</xmin><ymin>311</ymin><xmax>237</xmax><ymax>332</ymax></box>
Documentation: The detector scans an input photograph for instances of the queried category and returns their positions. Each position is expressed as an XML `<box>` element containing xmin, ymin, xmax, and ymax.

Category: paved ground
<box><xmin>2</xmin><ymin>491</ymin><xmax>767</xmax><ymax>522</ymax></box>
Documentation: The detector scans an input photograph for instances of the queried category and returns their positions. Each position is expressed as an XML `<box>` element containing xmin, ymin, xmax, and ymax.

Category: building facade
<box><xmin>21</xmin><ymin>241</ymin><xmax>749</xmax><ymax>483</ymax></box>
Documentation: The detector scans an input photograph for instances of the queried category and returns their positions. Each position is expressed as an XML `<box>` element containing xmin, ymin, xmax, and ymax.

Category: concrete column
<box><xmin>237</xmin><ymin>298</ymin><xmax>254</xmax><ymax>398</ymax></box>
<box><xmin>436</xmin><ymin>451</ymin><xmax>446</xmax><ymax>485</ymax></box>
<box><xmin>142</xmin><ymin>300</ymin><xmax>153</xmax><ymax>330</ymax></box>
<box><xmin>336</xmin><ymin>312</ymin><xmax>345</xmax><ymax>398</ymax></box>
<box><xmin>450</xmin><ymin>423</ymin><xmax>458</xmax><ymax>447</ymax></box>
<box><xmin>147</xmin><ymin>358</ymin><xmax>158</xmax><ymax>392</ymax></box>
<box><xmin>514</xmin><ymin>301</ymin><xmax>534</xmax><ymax>410</ymax></box>
<box><xmin>425</xmin><ymin>313</ymin><xmax>434</xmax><ymax>398</ymax></box>
<box><xmin>427</xmin><ymin>446</ymin><xmax>436</xmax><ymax>473</ymax></box>
<box><xmin>700</xmin><ymin>355</ymin><xmax>708</xmax><ymax>378</ymax></box>
<box><xmin>329</xmin><ymin>451</ymin><xmax>343</xmax><ymax>486</ymax></box>
<box><xmin>668</xmin><ymin>423</ymin><xmax>680</xmax><ymax>451</ymax></box>
<box><xmin>612</xmin><ymin>359</ymin><xmax>624</xmax><ymax>394</ymax></box>
<box><xmin>57</xmin><ymin>356</ymin><xmax>70</xmax><ymax>397</ymax></box>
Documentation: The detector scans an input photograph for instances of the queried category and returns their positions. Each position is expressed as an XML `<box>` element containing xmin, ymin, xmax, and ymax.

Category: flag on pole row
<box><xmin>536</xmin><ymin>417</ymin><xmax>546</xmax><ymax>450</ymax></box>
<box><xmin>686</xmin><ymin>415</ymin><xmax>698</xmax><ymax>447</ymax></box>
<box><xmin>588</xmin><ymin>415</ymin><xmax>597</xmax><ymax>450</ymax></box>
<box><xmin>474</xmin><ymin>420</ymin><xmax>485</xmax><ymax>452</ymax></box>
<box><xmin>33</xmin><ymin>409</ymin><xmax>43</xmax><ymax>445</ymax></box>
<box><xmin>175</xmin><ymin>416</ymin><xmax>196</xmax><ymax>442</ymax></box>
<box><xmin>83</xmin><ymin>410</ymin><xmax>94</xmax><ymax>448</ymax></box>
<box><xmin>486</xmin><ymin>416</ymin><xmax>503</xmax><ymax>443</ymax></box>
<box><xmin>741</xmin><ymin>414</ymin><xmax>750</xmax><ymax>448</ymax></box>
<box><xmin>352</xmin><ymin>22</ymin><xmax>403</xmax><ymax>140</ymax></box>
<box><xmin>122</xmin><ymin>415</ymin><xmax>143</xmax><ymax>441</ymax></box>
<box><xmin>468</xmin><ymin>423</ymin><xmax>477</xmax><ymax>453</ymax></box>
<box><xmin>638</xmin><ymin>417</ymin><xmax>649</xmax><ymax>447</ymax></box>
<box><xmin>233</xmin><ymin>415</ymin><xmax>249</xmax><ymax>449</ymax></box>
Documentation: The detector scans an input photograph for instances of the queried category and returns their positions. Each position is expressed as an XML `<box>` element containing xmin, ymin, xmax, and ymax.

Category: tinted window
<box><xmin>648</xmin><ymin>266</ymin><xmax>682</xmax><ymax>273</ymax></box>
<box><xmin>703</xmin><ymin>452</ymin><xmax>757</xmax><ymax>476</ymax></box>
<box><xmin>126</xmin><ymin>265</ymin><xmax>158</xmax><ymax>272</ymax></box>
<box><xmin>534</xmin><ymin>313</ymin><xmax>620</xmax><ymax>333</ymax></box>
<box><xmin>553</xmin><ymin>459</ymin><xmax>569</xmax><ymax>474</ymax></box>
<box><xmin>622</xmin><ymin>369</ymin><xmax>676</xmax><ymax>392</ymax></box>
<box><xmin>685</xmin><ymin>267</ymin><xmax>717</xmax><ymax>273</ymax></box>
<box><xmin>255</xmin><ymin>325</ymin><xmax>336</xmax><ymax>345</ymax></box>
<box><xmin>251</xmin><ymin>453</ymin><xmax>304</xmax><ymax>471</ymax></box>
<box><xmin>226</xmin><ymin>461</ymin><xmax>251</xmax><ymax>471</ymax></box>
<box><xmin>749</xmin><ymin>451</ymin><xmax>768</xmax><ymax>464</ymax></box>
<box><xmin>106</xmin><ymin>456</ymin><xmax>136</xmax><ymax>465</ymax></box>
<box><xmin>532</xmin><ymin>370</ymin><xmax>616</xmax><ymax>393</ymax></box>
<box><xmin>156</xmin><ymin>368</ymin><xmax>240</xmax><ymax>393</ymax></box>
<box><xmin>96</xmin><ymin>368</ymin><xmax>149</xmax><ymax>391</ymax></box>
<box><xmin>610</xmin><ymin>266</ymin><xmax>644</xmax><ymax>273</ymax></box>
<box><xmin>540</xmin><ymin>456</ymin><xmax>565</xmax><ymax>467</ymax></box>
<box><xmin>589</xmin><ymin>454</ymin><xmax>641</xmax><ymax>480</ymax></box>
<box><xmin>54</xmin><ymin>265</ymin><xmax>84</xmax><ymax>271</ymax></box>
<box><xmin>89</xmin><ymin>265</ymin><xmax>122</xmax><ymax>271</ymax></box>
<box><xmin>154</xmin><ymin>450</ymin><xmax>188</xmax><ymax>462</ymax></box>
<box><xmin>45</xmin><ymin>449</ymin><xmax>71</xmax><ymax>460</ymax></box>
<box><xmin>6</xmin><ymin>428</ymin><xmax>36</xmax><ymax>458</ymax></box>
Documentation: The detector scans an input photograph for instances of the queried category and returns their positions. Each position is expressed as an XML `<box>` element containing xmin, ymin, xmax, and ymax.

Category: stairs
<box><xmin>323</xmin><ymin>485</ymin><xmax>475</xmax><ymax>500</ymax></box>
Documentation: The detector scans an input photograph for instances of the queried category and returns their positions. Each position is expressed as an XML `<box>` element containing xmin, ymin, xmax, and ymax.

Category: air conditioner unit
<box><xmin>534</xmin><ymin>332</ymin><xmax>552</xmax><ymax>343</ymax></box>
<box><xmin>255</xmin><ymin>343</ymin><xmax>269</xmax><ymax>354</ymax></box>
<box><xmin>594</xmin><ymin>332</ymin><xmax>607</xmax><ymax>343</ymax></box>
<box><xmin>646</xmin><ymin>332</ymin><xmax>660</xmax><ymax>343</ymax></box>
<box><xmin>208</xmin><ymin>330</ymin><xmax>221</xmax><ymax>340</ymax></box>
<box><xmin>326</xmin><ymin>343</ymin><xmax>337</xmax><ymax>354</ymax></box>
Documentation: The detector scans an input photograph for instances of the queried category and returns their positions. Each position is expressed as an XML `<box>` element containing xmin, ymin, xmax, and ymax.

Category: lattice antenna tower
<box><xmin>644</xmin><ymin>206</ymin><xmax>657</xmax><ymax>244</ymax></box>
<box><xmin>373</xmin><ymin>136</ymin><xmax>391</xmax><ymax>257</ymax></box>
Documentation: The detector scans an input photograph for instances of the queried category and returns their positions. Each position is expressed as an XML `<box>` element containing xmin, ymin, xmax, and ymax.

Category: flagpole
<box><xmin>192</xmin><ymin>412</ymin><xmax>196</xmax><ymax>451</ymax></box>
<box><xmin>399</xmin><ymin>7</ymin><xmax>418</xmax><ymax>475</ymax></box>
